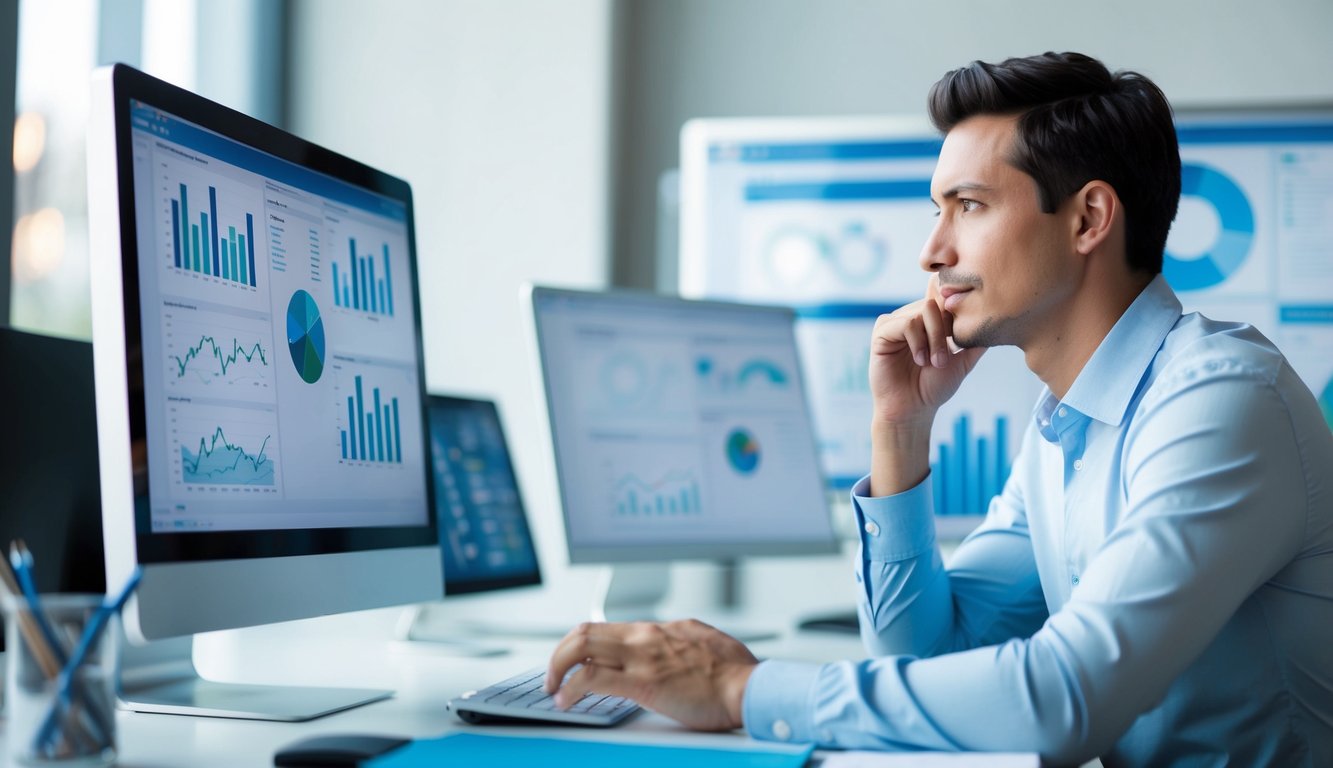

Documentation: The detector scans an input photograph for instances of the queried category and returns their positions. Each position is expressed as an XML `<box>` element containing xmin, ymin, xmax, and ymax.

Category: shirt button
<box><xmin>773</xmin><ymin>719</ymin><xmax>792</xmax><ymax>741</ymax></box>
<box><xmin>1057</xmin><ymin>407</ymin><xmax>1068</xmax><ymax>418</ymax></box>
<box><xmin>1073</xmin><ymin>459</ymin><xmax>1084</xmax><ymax>471</ymax></box>
<box><xmin>864</xmin><ymin>520</ymin><xmax>880</xmax><ymax>537</ymax></box>
<box><xmin>1071</xmin><ymin>574</ymin><xmax>1080</xmax><ymax>586</ymax></box>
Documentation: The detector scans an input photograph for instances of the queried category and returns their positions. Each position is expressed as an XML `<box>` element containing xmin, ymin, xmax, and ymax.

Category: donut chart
<box><xmin>1163</xmin><ymin>163</ymin><xmax>1254</xmax><ymax>291</ymax></box>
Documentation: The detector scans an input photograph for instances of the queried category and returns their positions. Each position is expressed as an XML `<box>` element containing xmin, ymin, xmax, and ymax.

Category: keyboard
<box><xmin>449</xmin><ymin>666</ymin><xmax>640</xmax><ymax>727</ymax></box>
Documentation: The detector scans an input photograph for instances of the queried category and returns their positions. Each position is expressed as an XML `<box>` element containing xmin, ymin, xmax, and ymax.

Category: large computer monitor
<box><xmin>87</xmin><ymin>64</ymin><xmax>442</xmax><ymax>719</ymax></box>
<box><xmin>527</xmin><ymin>286</ymin><xmax>837</xmax><ymax>621</ymax></box>
<box><xmin>679</xmin><ymin>110</ymin><xmax>1333</xmax><ymax>536</ymax></box>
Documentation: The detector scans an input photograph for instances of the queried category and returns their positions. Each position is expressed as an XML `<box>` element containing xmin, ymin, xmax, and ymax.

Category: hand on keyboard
<box><xmin>544</xmin><ymin>619</ymin><xmax>759</xmax><ymax>732</ymax></box>
<box><xmin>449</xmin><ymin>666</ymin><xmax>638</xmax><ymax>727</ymax></box>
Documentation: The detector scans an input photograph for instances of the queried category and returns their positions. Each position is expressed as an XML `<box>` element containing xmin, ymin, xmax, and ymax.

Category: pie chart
<box><xmin>1163</xmin><ymin>163</ymin><xmax>1254</xmax><ymax>291</ymax></box>
<box><xmin>726</xmin><ymin>428</ymin><xmax>761</xmax><ymax>475</ymax></box>
<box><xmin>287</xmin><ymin>289</ymin><xmax>325</xmax><ymax>384</ymax></box>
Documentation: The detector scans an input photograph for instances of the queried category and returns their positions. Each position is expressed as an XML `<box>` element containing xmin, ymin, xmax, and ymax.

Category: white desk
<box><xmin>0</xmin><ymin>609</ymin><xmax>867</xmax><ymax>767</ymax></box>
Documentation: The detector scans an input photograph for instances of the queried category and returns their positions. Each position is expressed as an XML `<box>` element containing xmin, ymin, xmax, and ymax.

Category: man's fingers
<box><xmin>553</xmin><ymin>660</ymin><xmax>628</xmax><ymax>710</ymax></box>
<box><xmin>918</xmin><ymin>298</ymin><xmax>951</xmax><ymax>368</ymax></box>
<box><xmin>544</xmin><ymin>622</ymin><xmax>628</xmax><ymax>693</ymax></box>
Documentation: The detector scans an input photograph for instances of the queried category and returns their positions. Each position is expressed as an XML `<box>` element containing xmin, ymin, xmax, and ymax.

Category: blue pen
<box><xmin>11</xmin><ymin>542</ymin><xmax>111</xmax><ymax>754</ymax></box>
<box><xmin>32</xmin><ymin>567</ymin><xmax>143</xmax><ymax>756</ymax></box>
<box><xmin>10</xmin><ymin>543</ymin><xmax>70</xmax><ymax>668</ymax></box>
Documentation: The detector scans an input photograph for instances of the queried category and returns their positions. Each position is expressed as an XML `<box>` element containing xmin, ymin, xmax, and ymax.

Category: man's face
<box><xmin>921</xmin><ymin>114</ymin><xmax>1078</xmax><ymax>349</ymax></box>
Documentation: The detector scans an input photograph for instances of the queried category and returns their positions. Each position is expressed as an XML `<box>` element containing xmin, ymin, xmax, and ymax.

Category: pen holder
<box><xmin>3</xmin><ymin>594</ymin><xmax>119</xmax><ymax>767</ymax></box>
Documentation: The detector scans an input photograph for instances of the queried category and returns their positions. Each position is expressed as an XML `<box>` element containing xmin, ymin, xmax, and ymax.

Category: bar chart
<box><xmin>614</xmin><ymin>469</ymin><xmax>703</xmax><ymax>517</ymax></box>
<box><xmin>333</xmin><ymin>238</ymin><xmax>395</xmax><ymax>317</ymax></box>
<box><xmin>169</xmin><ymin>182</ymin><xmax>258</xmax><ymax>287</ymax></box>
<box><xmin>340</xmin><ymin>374</ymin><xmax>404</xmax><ymax>463</ymax></box>
<box><xmin>931</xmin><ymin>413</ymin><xmax>1011</xmax><ymax>517</ymax></box>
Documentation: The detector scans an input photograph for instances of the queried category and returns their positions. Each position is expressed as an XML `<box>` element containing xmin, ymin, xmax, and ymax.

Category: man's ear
<box><xmin>1072</xmin><ymin>180</ymin><xmax>1119</xmax><ymax>256</ymax></box>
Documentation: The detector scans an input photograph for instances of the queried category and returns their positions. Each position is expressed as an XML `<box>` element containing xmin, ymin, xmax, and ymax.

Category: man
<box><xmin>545</xmin><ymin>52</ymin><xmax>1333</xmax><ymax>765</ymax></box>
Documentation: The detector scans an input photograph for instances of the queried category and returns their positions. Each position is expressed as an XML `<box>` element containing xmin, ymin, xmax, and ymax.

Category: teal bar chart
<box><xmin>932</xmin><ymin>414</ymin><xmax>1010</xmax><ymax>517</ymax></box>
<box><xmin>341</xmin><ymin>375</ymin><xmax>403</xmax><ymax>463</ymax></box>
<box><xmin>615</xmin><ymin>470</ymin><xmax>702</xmax><ymax>516</ymax></box>
<box><xmin>333</xmin><ymin>238</ymin><xmax>395</xmax><ymax>317</ymax></box>
<box><xmin>170</xmin><ymin>182</ymin><xmax>257</xmax><ymax>287</ymax></box>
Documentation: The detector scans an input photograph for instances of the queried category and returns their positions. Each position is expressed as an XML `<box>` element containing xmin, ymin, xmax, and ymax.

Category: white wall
<box><xmin>286</xmin><ymin>0</ymin><xmax>614</xmax><ymax>622</ymax></box>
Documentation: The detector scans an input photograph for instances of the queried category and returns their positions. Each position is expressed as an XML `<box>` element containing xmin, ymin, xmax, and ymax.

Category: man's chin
<box><xmin>951</xmin><ymin>318</ymin><xmax>1004</xmax><ymax>349</ymax></box>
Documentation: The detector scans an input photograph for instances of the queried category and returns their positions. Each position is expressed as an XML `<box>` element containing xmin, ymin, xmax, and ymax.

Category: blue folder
<box><xmin>367</xmin><ymin>732</ymin><xmax>813</xmax><ymax>768</ymax></box>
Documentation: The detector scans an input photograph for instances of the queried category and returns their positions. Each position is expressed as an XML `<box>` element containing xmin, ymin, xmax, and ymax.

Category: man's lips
<box><xmin>938</xmin><ymin>286</ymin><xmax>972</xmax><ymax>312</ymax></box>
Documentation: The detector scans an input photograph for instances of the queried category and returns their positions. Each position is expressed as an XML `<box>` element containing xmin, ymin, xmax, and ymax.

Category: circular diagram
<box><xmin>725</xmin><ymin>428</ymin><xmax>761</xmax><ymax>475</ymax></box>
<box><xmin>1163</xmin><ymin>163</ymin><xmax>1254</xmax><ymax>291</ymax></box>
<box><xmin>286</xmin><ymin>289</ymin><xmax>326</xmax><ymax>384</ymax></box>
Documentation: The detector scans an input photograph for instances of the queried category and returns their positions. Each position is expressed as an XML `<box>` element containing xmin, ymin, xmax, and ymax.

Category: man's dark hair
<box><xmin>928</xmin><ymin>52</ymin><xmax>1180</xmax><ymax>275</ymax></box>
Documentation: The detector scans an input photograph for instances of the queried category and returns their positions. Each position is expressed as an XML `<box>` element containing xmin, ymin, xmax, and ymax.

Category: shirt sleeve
<box><xmin>743</xmin><ymin>359</ymin><xmax>1308</xmax><ymax>764</ymax></box>
<box><xmin>851</xmin><ymin>456</ymin><xmax>1048</xmax><ymax>658</ymax></box>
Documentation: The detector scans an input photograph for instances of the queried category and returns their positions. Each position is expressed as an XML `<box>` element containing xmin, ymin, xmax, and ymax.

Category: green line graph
<box><xmin>181</xmin><ymin>426</ymin><xmax>275</xmax><ymax>485</ymax></box>
<box><xmin>170</xmin><ymin>335</ymin><xmax>269</xmax><ymax>379</ymax></box>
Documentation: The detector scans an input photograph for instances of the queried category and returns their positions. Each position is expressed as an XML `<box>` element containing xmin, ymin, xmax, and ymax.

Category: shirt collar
<box><xmin>1058</xmin><ymin>274</ymin><xmax>1182</xmax><ymax>427</ymax></box>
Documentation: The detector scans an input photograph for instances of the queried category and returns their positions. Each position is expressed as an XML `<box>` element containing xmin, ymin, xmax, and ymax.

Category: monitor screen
<box><xmin>89</xmin><ymin>64</ymin><xmax>441</xmax><ymax>642</ymax></box>
<box><xmin>679</xmin><ymin>111</ymin><xmax>1333</xmax><ymax>531</ymax></box>
<box><xmin>529</xmin><ymin>286</ymin><xmax>836</xmax><ymax>563</ymax></box>
<box><xmin>427</xmin><ymin>395</ymin><xmax>541</xmax><ymax>595</ymax></box>
<box><xmin>0</xmin><ymin>329</ymin><xmax>105</xmax><ymax>654</ymax></box>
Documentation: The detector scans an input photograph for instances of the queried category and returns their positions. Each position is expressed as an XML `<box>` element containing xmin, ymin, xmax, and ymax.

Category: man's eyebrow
<box><xmin>931</xmin><ymin>182</ymin><xmax>996</xmax><ymax>206</ymax></box>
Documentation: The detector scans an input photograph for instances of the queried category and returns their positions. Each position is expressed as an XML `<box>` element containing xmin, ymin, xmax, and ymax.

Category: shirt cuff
<box><xmin>851</xmin><ymin>473</ymin><xmax>937</xmax><ymax>561</ymax></box>
<box><xmin>742</xmin><ymin>659</ymin><xmax>824</xmax><ymax>744</ymax></box>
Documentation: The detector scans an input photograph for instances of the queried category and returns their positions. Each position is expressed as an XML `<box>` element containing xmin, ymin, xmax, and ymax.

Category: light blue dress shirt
<box><xmin>743</xmin><ymin>276</ymin><xmax>1333</xmax><ymax>766</ymax></box>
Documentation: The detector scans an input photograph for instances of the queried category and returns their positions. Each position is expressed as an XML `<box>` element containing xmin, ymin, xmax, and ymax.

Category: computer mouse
<box><xmin>273</xmin><ymin>734</ymin><xmax>411</xmax><ymax>766</ymax></box>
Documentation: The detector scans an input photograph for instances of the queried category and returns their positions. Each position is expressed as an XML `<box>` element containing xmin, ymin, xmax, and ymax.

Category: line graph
<box><xmin>170</xmin><ymin>335</ymin><xmax>269</xmax><ymax>379</ymax></box>
<box><xmin>180</xmin><ymin>426</ymin><xmax>275</xmax><ymax>486</ymax></box>
<box><xmin>162</xmin><ymin>305</ymin><xmax>275</xmax><ymax>399</ymax></box>
<box><xmin>613</xmin><ymin>468</ymin><xmax>702</xmax><ymax>516</ymax></box>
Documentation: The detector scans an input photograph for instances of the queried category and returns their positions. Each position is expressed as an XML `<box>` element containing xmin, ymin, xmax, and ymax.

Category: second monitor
<box><xmin>528</xmin><ymin>286</ymin><xmax>837</xmax><ymax>621</ymax></box>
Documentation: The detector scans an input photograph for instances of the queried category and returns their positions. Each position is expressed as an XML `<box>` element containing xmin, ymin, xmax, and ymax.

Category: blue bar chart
<box><xmin>170</xmin><ymin>182</ymin><xmax>257</xmax><ymax>287</ymax></box>
<box><xmin>614</xmin><ymin>469</ymin><xmax>702</xmax><ymax>516</ymax></box>
<box><xmin>932</xmin><ymin>413</ymin><xmax>1011</xmax><ymax>517</ymax></box>
<box><xmin>333</xmin><ymin>238</ymin><xmax>395</xmax><ymax>317</ymax></box>
<box><xmin>340</xmin><ymin>374</ymin><xmax>403</xmax><ymax>463</ymax></box>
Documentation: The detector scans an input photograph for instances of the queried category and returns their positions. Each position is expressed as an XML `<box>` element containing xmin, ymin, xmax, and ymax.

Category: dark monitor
<box><xmin>427</xmin><ymin>395</ymin><xmax>541</xmax><ymax>595</ymax></box>
<box><xmin>0</xmin><ymin>328</ymin><xmax>106</xmax><ymax>653</ymax></box>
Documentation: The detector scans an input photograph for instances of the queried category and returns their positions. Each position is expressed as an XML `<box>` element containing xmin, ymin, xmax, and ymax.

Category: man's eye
<box><xmin>960</xmin><ymin>199</ymin><xmax>981</xmax><ymax>212</ymax></box>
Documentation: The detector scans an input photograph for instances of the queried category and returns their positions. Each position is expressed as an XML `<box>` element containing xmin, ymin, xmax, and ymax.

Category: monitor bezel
<box><xmin>94</xmin><ymin>63</ymin><xmax>440</xmax><ymax>566</ymax></box>
<box><xmin>526</xmin><ymin>284</ymin><xmax>838</xmax><ymax>564</ymax></box>
<box><xmin>427</xmin><ymin>393</ymin><xmax>543</xmax><ymax>595</ymax></box>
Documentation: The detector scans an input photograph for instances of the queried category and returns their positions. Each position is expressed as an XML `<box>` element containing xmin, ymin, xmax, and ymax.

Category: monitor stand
<box><xmin>593</xmin><ymin>563</ymin><xmax>778</xmax><ymax>642</ymax></box>
<box><xmin>117</xmin><ymin>630</ymin><xmax>391</xmax><ymax>722</ymax></box>
<box><xmin>392</xmin><ymin>604</ymin><xmax>511</xmax><ymax>657</ymax></box>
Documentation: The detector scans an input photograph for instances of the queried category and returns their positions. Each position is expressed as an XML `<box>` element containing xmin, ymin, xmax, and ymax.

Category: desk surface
<box><xmin>0</xmin><ymin>609</ymin><xmax>867</xmax><ymax>768</ymax></box>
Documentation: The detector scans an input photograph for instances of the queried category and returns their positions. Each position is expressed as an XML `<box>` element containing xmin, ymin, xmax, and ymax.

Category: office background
<box><xmin>5</xmin><ymin>0</ymin><xmax>1333</xmax><ymax>643</ymax></box>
